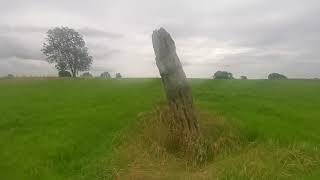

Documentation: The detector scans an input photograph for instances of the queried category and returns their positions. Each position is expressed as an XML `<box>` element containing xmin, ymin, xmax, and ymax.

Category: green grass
<box><xmin>0</xmin><ymin>78</ymin><xmax>319</xmax><ymax>179</ymax></box>
<box><xmin>0</xmin><ymin>78</ymin><xmax>164</xmax><ymax>180</ymax></box>
<box><xmin>192</xmin><ymin>80</ymin><xmax>320</xmax><ymax>144</ymax></box>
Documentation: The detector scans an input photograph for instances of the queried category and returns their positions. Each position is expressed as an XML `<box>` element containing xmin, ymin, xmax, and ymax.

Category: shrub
<box><xmin>240</xmin><ymin>76</ymin><xmax>248</xmax><ymax>80</ymax></box>
<box><xmin>100</xmin><ymin>72</ymin><xmax>111</xmax><ymax>78</ymax></box>
<box><xmin>7</xmin><ymin>74</ymin><xmax>14</xmax><ymax>78</ymax></box>
<box><xmin>116</xmin><ymin>73</ymin><xmax>122</xmax><ymax>78</ymax></box>
<box><xmin>81</xmin><ymin>72</ymin><xmax>93</xmax><ymax>77</ymax></box>
<box><xmin>213</xmin><ymin>71</ymin><xmax>233</xmax><ymax>79</ymax></box>
<box><xmin>58</xmin><ymin>70</ymin><xmax>72</xmax><ymax>77</ymax></box>
<box><xmin>268</xmin><ymin>73</ymin><xmax>287</xmax><ymax>80</ymax></box>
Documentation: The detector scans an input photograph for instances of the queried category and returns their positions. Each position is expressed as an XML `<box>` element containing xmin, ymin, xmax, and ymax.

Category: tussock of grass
<box><xmin>133</xmin><ymin>105</ymin><xmax>245</xmax><ymax>165</ymax></box>
<box><xmin>105</xmin><ymin>104</ymin><xmax>320</xmax><ymax>179</ymax></box>
<box><xmin>212</xmin><ymin>142</ymin><xmax>320</xmax><ymax>179</ymax></box>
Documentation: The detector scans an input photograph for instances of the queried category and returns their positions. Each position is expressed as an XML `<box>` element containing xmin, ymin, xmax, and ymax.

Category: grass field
<box><xmin>0</xmin><ymin>78</ymin><xmax>319</xmax><ymax>179</ymax></box>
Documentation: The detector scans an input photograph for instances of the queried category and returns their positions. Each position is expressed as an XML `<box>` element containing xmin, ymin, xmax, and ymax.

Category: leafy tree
<box><xmin>81</xmin><ymin>72</ymin><xmax>93</xmax><ymax>77</ymax></box>
<box><xmin>213</xmin><ymin>71</ymin><xmax>233</xmax><ymax>79</ymax></box>
<box><xmin>100</xmin><ymin>72</ymin><xmax>111</xmax><ymax>78</ymax></box>
<box><xmin>268</xmin><ymin>73</ymin><xmax>287</xmax><ymax>80</ymax></box>
<box><xmin>42</xmin><ymin>27</ymin><xmax>93</xmax><ymax>77</ymax></box>
<box><xmin>58</xmin><ymin>70</ymin><xmax>72</xmax><ymax>77</ymax></box>
<box><xmin>115</xmin><ymin>73</ymin><xmax>122</xmax><ymax>78</ymax></box>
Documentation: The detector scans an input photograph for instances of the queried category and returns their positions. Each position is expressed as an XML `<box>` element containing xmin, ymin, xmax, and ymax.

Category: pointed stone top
<box><xmin>152</xmin><ymin>28</ymin><xmax>176</xmax><ymax>59</ymax></box>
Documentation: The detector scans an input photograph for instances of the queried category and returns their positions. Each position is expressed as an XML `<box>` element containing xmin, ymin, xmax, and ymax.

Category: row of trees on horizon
<box><xmin>5</xmin><ymin>71</ymin><xmax>311</xmax><ymax>80</ymax></box>
<box><xmin>213</xmin><ymin>71</ymin><xmax>289</xmax><ymax>80</ymax></box>
<box><xmin>58</xmin><ymin>71</ymin><xmax>122</xmax><ymax>78</ymax></box>
<box><xmin>1</xmin><ymin>27</ymin><xmax>316</xmax><ymax>80</ymax></box>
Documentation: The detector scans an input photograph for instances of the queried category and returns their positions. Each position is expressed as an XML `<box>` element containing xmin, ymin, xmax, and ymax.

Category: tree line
<box><xmin>39</xmin><ymin>26</ymin><xmax>300</xmax><ymax>80</ymax></box>
<box><xmin>213</xmin><ymin>71</ymin><xmax>288</xmax><ymax>80</ymax></box>
<box><xmin>59</xmin><ymin>71</ymin><xmax>122</xmax><ymax>78</ymax></box>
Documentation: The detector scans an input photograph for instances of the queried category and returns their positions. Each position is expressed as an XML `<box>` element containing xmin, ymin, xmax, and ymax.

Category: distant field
<box><xmin>0</xmin><ymin>78</ymin><xmax>319</xmax><ymax>179</ymax></box>
<box><xmin>192</xmin><ymin>79</ymin><xmax>320</xmax><ymax>144</ymax></box>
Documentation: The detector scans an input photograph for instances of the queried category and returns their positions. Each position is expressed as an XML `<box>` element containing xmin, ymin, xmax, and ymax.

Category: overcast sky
<box><xmin>0</xmin><ymin>0</ymin><xmax>319</xmax><ymax>78</ymax></box>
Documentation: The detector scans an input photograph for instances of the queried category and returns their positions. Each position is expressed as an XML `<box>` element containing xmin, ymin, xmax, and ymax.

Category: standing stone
<box><xmin>152</xmin><ymin>28</ymin><xmax>199</xmax><ymax>133</ymax></box>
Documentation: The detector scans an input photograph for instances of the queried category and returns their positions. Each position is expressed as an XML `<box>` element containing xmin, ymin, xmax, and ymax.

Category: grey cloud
<box><xmin>79</xmin><ymin>27</ymin><xmax>123</xmax><ymax>39</ymax></box>
<box><xmin>0</xmin><ymin>25</ymin><xmax>48</xmax><ymax>34</ymax></box>
<box><xmin>0</xmin><ymin>25</ymin><xmax>123</xmax><ymax>39</ymax></box>
<box><xmin>86</xmin><ymin>42</ymin><xmax>122</xmax><ymax>60</ymax></box>
<box><xmin>0</xmin><ymin>57</ymin><xmax>56</xmax><ymax>76</ymax></box>
<box><xmin>0</xmin><ymin>0</ymin><xmax>319</xmax><ymax>78</ymax></box>
<box><xmin>0</xmin><ymin>25</ymin><xmax>123</xmax><ymax>61</ymax></box>
<box><xmin>92</xmin><ymin>49</ymin><xmax>122</xmax><ymax>60</ymax></box>
<box><xmin>0</xmin><ymin>35</ymin><xmax>44</xmax><ymax>60</ymax></box>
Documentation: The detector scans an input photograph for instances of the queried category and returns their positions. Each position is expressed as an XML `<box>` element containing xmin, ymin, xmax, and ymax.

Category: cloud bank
<box><xmin>0</xmin><ymin>0</ymin><xmax>319</xmax><ymax>78</ymax></box>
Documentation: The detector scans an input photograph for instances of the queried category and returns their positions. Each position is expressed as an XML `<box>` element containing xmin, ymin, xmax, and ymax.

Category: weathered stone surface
<box><xmin>152</xmin><ymin>28</ymin><xmax>198</xmax><ymax>132</ymax></box>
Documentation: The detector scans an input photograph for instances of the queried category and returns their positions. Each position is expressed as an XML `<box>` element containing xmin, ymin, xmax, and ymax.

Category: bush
<box><xmin>81</xmin><ymin>72</ymin><xmax>93</xmax><ymax>77</ymax></box>
<box><xmin>213</xmin><ymin>71</ymin><xmax>233</xmax><ymax>79</ymax></box>
<box><xmin>268</xmin><ymin>73</ymin><xmax>287</xmax><ymax>80</ymax></box>
<box><xmin>58</xmin><ymin>71</ymin><xmax>72</xmax><ymax>77</ymax></box>
<box><xmin>240</xmin><ymin>76</ymin><xmax>248</xmax><ymax>80</ymax></box>
<box><xmin>7</xmin><ymin>74</ymin><xmax>14</xmax><ymax>78</ymax></box>
<box><xmin>116</xmin><ymin>73</ymin><xmax>122</xmax><ymax>78</ymax></box>
<box><xmin>100</xmin><ymin>72</ymin><xmax>111</xmax><ymax>78</ymax></box>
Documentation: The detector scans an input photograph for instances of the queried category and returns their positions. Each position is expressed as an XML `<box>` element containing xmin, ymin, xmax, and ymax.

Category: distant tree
<box><xmin>268</xmin><ymin>73</ymin><xmax>287</xmax><ymax>80</ymax></box>
<box><xmin>42</xmin><ymin>27</ymin><xmax>93</xmax><ymax>78</ymax></box>
<box><xmin>58</xmin><ymin>70</ymin><xmax>72</xmax><ymax>77</ymax></box>
<box><xmin>213</xmin><ymin>71</ymin><xmax>233</xmax><ymax>79</ymax></box>
<box><xmin>100</xmin><ymin>72</ymin><xmax>111</xmax><ymax>78</ymax></box>
<box><xmin>81</xmin><ymin>72</ymin><xmax>93</xmax><ymax>77</ymax></box>
<box><xmin>240</xmin><ymin>76</ymin><xmax>248</xmax><ymax>80</ymax></box>
<box><xmin>115</xmin><ymin>73</ymin><xmax>122</xmax><ymax>78</ymax></box>
<box><xmin>7</xmin><ymin>74</ymin><xmax>14</xmax><ymax>78</ymax></box>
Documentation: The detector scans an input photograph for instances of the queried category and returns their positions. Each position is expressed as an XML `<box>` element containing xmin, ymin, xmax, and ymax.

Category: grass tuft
<box><xmin>105</xmin><ymin>104</ymin><xmax>320</xmax><ymax>180</ymax></box>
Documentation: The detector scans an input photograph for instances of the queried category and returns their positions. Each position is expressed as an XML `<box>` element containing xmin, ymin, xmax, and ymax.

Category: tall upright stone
<box><xmin>152</xmin><ymin>28</ymin><xmax>199</xmax><ymax>133</ymax></box>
